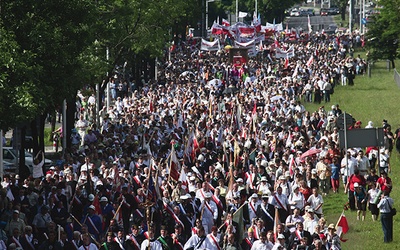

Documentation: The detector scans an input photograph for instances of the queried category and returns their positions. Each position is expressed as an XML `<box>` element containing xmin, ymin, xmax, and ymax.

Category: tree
<box><xmin>365</xmin><ymin>0</ymin><xmax>400</xmax><ymax>68</ymax></box>
<box><xmin>1</xmin><ymin>0</ymin><xmax>98</xmax><ymax>154</ymax></box>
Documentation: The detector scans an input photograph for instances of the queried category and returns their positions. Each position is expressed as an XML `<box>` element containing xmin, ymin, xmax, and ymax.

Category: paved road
<box><xmin>286</xmin><ymin>15</ymin><xmax>336</xmax><ymax>32</ymax></box>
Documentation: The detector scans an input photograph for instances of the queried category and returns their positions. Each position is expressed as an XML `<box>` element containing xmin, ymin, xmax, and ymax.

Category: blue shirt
<box><xmin>377</xmin><ymin>196</ymin><xmax>394</xmax><ymax>213</ymax></box>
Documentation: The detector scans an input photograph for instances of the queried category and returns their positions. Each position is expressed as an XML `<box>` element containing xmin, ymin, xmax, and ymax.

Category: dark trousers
<box><xmin>380</xmin><ymin>213</ymin><xmax>393</xmax><ymax>242</ymax></box>
<box><xmin>348</xmin><ymin>191</ymin><xmax>356</xmax><ymax>210</ymax></box>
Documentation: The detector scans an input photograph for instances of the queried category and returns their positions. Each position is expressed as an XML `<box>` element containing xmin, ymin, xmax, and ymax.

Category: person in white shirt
<box><xmin>356</xmin><ymin>150</ymin><xmax>370</xmax><ymax>177</ymax></box>
<box><xmin>184</xmin><ymin>225</ymin><xmax>214</xmax><ymax>250</ymax></box>
<box><xmin>251</xmin><ymin>231</ymin><xmax>274</xmax><ymax>250</ymax></box>
<box><xmin>288</xmin><ymin>184</ymin><xmax>305</xmax><ymax>211</ymax></box>
<box><xmin>248</xmin><ymin>193</ymin><xmax>261</xmax><ymax>223</ymax></box>
<box><xmin>340</xmin><ymin>151</ymin><xmax>357</xmax><ymax>190</ymax></box>
<box><xmin>307</xmin><ymin>188</ymin><xmax>324</xmax><ymax>218</ymax></box>
<box><xmin>200</xmin><ymin>192</ymin><xmax>218</xmax><ymax>234</ymax></box>
<box><xmin>207</xmin><ymin>226</ymin><xmax>222</xmax><ymax>250</ymax></box>
<box><xmin>141</xmin><ymin>227</ymin><xmax>162</xmax><ymax>250</ymax></box>
<box><xmin>78</xmin><ymin>233</ymin><xmax>98</xmax><ymax>250</ymax></box>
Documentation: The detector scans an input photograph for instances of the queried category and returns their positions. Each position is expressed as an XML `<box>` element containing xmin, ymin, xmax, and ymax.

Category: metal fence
<box><xmin>394</xmin><ymin>68</ymin><xmax>400</xmax><ymax>89</ymax></box>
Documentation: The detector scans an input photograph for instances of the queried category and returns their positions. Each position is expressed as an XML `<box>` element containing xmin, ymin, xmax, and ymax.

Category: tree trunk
<box><xmin>50</xmin><ymin>110</ymin><xmax>56</xmax><ymax>141</ymax></box>
<box><xmin>66</xmin><ymin>98</ymin><xmax>77</xmax><ymax>150</ymax></box>
<box><xmin>30</xmin><ymin>118</ymin><xmax>39</xmax><ymax>154</ymax></box>
<box><xmin>39</xmin><ymin>114</ymin><xmax>46</xmax><ymax>153</ymax></box>
<box><xmin>18</xmin><ymin>126</ymin><xmax>28</xmax><ymax>180</ymax></box>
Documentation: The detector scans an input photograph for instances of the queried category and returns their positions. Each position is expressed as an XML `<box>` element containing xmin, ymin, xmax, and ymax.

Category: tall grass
<box><xmin>303</xmin><ymin>59</ymin><xmax>400</xmax><ymax>249</ymax></box>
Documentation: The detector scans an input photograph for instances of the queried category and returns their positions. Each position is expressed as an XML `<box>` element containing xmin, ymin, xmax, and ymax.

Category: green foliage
<box><xmin>365</xmin><ymin>0</ymin><xmax>400</xmax><ymax>65</ymax></box>
<box><xmin>0</xmin><ymin>25</ymin><xmax>41</xmax><ymax>129</ymax></box>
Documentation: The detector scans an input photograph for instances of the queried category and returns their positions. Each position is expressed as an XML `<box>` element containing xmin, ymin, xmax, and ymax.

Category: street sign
<box><xmin>339</xmin><ymin>128</ymin><xmax>385</xmax><ymax>148</ymax></box>
<box><xmin>337</xmin><ymin>113</ymin><xmax>355</xmax><ymax>130</ymax></box>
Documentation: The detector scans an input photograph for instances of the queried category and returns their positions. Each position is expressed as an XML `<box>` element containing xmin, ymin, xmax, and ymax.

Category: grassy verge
<box><xmin>303</xmin><ymin>58</ymin><xmax>400</xmax><ymax>249</ymax></box>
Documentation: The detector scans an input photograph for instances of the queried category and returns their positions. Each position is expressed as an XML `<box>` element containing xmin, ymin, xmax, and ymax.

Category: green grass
<box><xmin>303</xmin><ymin>58</ymin><xmax>400</xmax><ymax>249</ymax></box>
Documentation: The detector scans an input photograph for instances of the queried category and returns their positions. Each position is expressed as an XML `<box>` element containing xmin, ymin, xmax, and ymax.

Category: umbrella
<box><xmin>300</xmin><ymin>148</ymin><xmax>321</xmax><ymax>159</ymax></box>
<box><xmin>223</xmin><ymin>86</ymin><xmax>239</xmax><ymax>95</ymax></box>
<box><xmin>206</xmin><ymin>79</ymin><xmax>222</xmax><ymax>89</ymax></box>
<box><xmin>179</xmin><ymin>71</ymin><xmax>195</xmax><ymax>78</ymax></box>
<box><xmin>270</xmin><ymin>95</ymin><xmax>284</xmax><ymax>102</ymax></box>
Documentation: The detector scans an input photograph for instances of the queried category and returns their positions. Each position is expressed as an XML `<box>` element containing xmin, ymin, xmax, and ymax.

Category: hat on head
<box><xmin>88</xmin><ymin>205</ymin><xmax>95</xmax><ymax>210</ymax></box>
<box><xmin>180</xmin><ymin>195</ymin><xmax>189</xmax><ymax>200</ymax></box>
<box><xmin>100</xmin><ymin>197</ymin><xmax>108</xmax><ymax>202</ymax></box>
<box><xmin>251</xmin><ymin>193</ymin><xmax>258</xmax><ymax>199</ymax></box>
<box><xmin>354</xmin><ymin>182</ymin><xmax>359</xmax><ymax>188</ymax></box>
<box><xmin>88</xmin><ymin>194</ymin><xmax>94</xmax><ymax>201</ymax></box>
<box><xmin>13</xmin><ymin>210</ymin><xmax>19</xmax><ymax>214</ymax></box>
<box><xmin>262</xmin><ymin>194</ymin><xmax>269</xmax><ymax>199</ymax></box>
<box><xmin>81</xmin><ymin>166</ymin><xmax>87</xmax><ymax>172</ymax></box>
<box><xmin>285</xmin><ymin>171</ymin><xmax>290</xmax><ymax>177</ymax></box>
<box><xmin>328</xmin><ymin>224</ymin><xmax>336</xmax><ymax>230</ymax></box>
<box><xmin>311</xmin><ymin>169</ymin><xmax>317</xmax><ymax>175</ymax></box>
<box><xmin>292</xmin><ymin>184</ymin><xmax>299</xmax><ymax>190</ymax></box>
<box><xmin>261</xmin><ymin>176</ymin><xmax>268</xmax><ymax>182</ymax></box>
<box><xmin>279</xmin><ymin>175</ymin><xmax>286</xmax><ymax>180</ymax></box>
<box><xmin>236</xmin><ymin>178</ymin><xmax>243</xmax><ymax>183</ymax></box>
<box><xmin>307</xmin><ymin>208</ymin><xmax>314</xmax><ymax>213</ymax></box>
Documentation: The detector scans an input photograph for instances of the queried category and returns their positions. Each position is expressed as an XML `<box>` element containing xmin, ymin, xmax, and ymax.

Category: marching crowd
<box><xmin>0</xmin><ymin>30</ymin><xmax>396</xmax><ymax>250</ymax></box>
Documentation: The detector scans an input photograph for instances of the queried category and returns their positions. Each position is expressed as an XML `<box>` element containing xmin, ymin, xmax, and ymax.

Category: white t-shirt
<box><xmin>32</xmin><ymin>158</ymin><xmax>44</xmax><ymax>179</ymax></box>
<box><xmin>307</xmin><ymin>194</ymin><xmax>324</xmax><ymax>214</ymax></box>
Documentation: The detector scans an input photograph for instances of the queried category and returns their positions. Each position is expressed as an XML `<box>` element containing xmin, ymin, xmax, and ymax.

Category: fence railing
<box><xmin>394</xmin><ymin>68</ymin><xmax>400</xmax><ymax>89</ymax></box>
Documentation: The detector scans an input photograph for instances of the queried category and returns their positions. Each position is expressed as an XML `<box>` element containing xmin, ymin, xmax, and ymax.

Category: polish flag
<box><xmin>336</xmin><ymin>212</ymin><xmax>349</xmax><ymax>242</ymax></box>
<box><xmin>222</xmin><ymin>18</ymin><xmax>230</xmax><ymax>27</ymax></box>
<box><xmin>306</xmin><ymin>55</ymin><xmax>314</xmax><ymax>67</ymax></box>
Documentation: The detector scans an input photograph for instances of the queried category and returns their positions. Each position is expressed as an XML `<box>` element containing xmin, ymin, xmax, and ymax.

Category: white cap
<box><xmin>261</xmin><ymin>176</ymin><xmax>268</xmax><ymax>182</ymax></box>
<box><xmin>277</xmin><ymin>234</ymin><xmax>285</xmax><ymax>239</ymax></box>
<box><xmin>251</xmin><ymin>193</ymin><xmax>258</xmax><ymax>199</ymax></box>
<box><xmin>236</xmin><ymin>178</ymin><xmax>244</xmax><ymax>183</ymax></box>
<box><xmin>88</xmin><ymin>205</ymin><xmax>96</xmax><ymax>210</ymax></box>
<box><xmin>354</xmin><ymin>182</ymin><xmax>359</xmax><ymax>188</ymax></box>
<box><xmin>100</xmin><ymin>197</ymin><xmax>108</xmax><ymax>202</ymax></box>
<box><xmin>88</xmin><ymin>194</ymin><xmax>94</xmax><ymax>201</ymax></box>
<box><xmin>81</xmin><ymin>166</ymin><xmax>87</xmax><ymax>172</ymax></box>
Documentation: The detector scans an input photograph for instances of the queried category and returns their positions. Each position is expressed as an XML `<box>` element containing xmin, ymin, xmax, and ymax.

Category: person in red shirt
<box><xmin>377</xmin><ymin>171</ymin><xmax>392</xmax><ymax>194</ymax></box>
<box><xmin>345</xmin><ymin>169</ymin><xmax>366</xmax><ymax>211</ymax></box>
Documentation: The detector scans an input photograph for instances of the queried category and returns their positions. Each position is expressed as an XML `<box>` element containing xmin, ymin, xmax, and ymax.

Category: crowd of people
<box><xmin>0</xmin><ymin>28</ymin><xmax>396</xmax><ymax>250</ymax></box>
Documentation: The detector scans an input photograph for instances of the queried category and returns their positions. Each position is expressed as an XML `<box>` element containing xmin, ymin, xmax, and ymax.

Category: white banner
<box><xmin>200</xmin><ymin>38</ymin><xmax>220</xmax><ymax>51</ymax></box>
<box><xmin>275</xmin><ymin>45</ymin><xmax>295</xmax><ymax>59</ymax></box>
<box><xmin>265</xmin><ymin>22</ymin><xmax>283</xmax><ymax>31</ymax></box>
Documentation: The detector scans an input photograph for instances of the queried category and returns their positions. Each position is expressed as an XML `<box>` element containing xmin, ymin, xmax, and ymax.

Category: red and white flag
<box><xmin>169</xmin><ymin>148</ymin><xmax>181</xmax><ymax>181</ymax></box>
<box><xmin>222</xmin><ymin>18</ymin><xmax>230</xmax><ymax>26</ymax></box>
<box><xmin>306</xmin><ymin>55</ymin><xmax>314</xmax><ymax>67</ymax></box>
<box><xmin>336</xmin><ymin>212</ymin><xmax>349</xmax><ymax>242</ymax></box>
<box><xmin>178</xmin><ymin>168</ymin><xmax>188</xmax><ymax>192</ymax></box>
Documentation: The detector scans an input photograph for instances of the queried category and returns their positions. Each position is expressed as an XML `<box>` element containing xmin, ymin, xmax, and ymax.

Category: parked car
<box><xmin>290</xmin><ymin>9</ymin><xmax>301</xmax><ymax>17</ymax></box>
<box><xmin>304</xmin><ymin>9</ymin><xmax>315</xmax><ymax>16</ymax></box>
<box><xmin>328</xmin><ymin>7</ymin><xmax>340</xmax><ymax>15</ymax></box>
<box><xmin>320</xmin><ymin>8</ymin><xmax>328</xmax><ymax>16</ymax></box>
<box><xmin>2</xmin><ymin>160</ymin><xmax>16</xmax><ymax>175</ymax></box>
<box><xmin>2</xmin><ymin>147</ymin><xmax>52</xmax><ymax>175</ymax></box>
<box><xmin>325</xmin><ymin>24</ymin><xmax>338</xmax><ymax>34</ymax></box>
